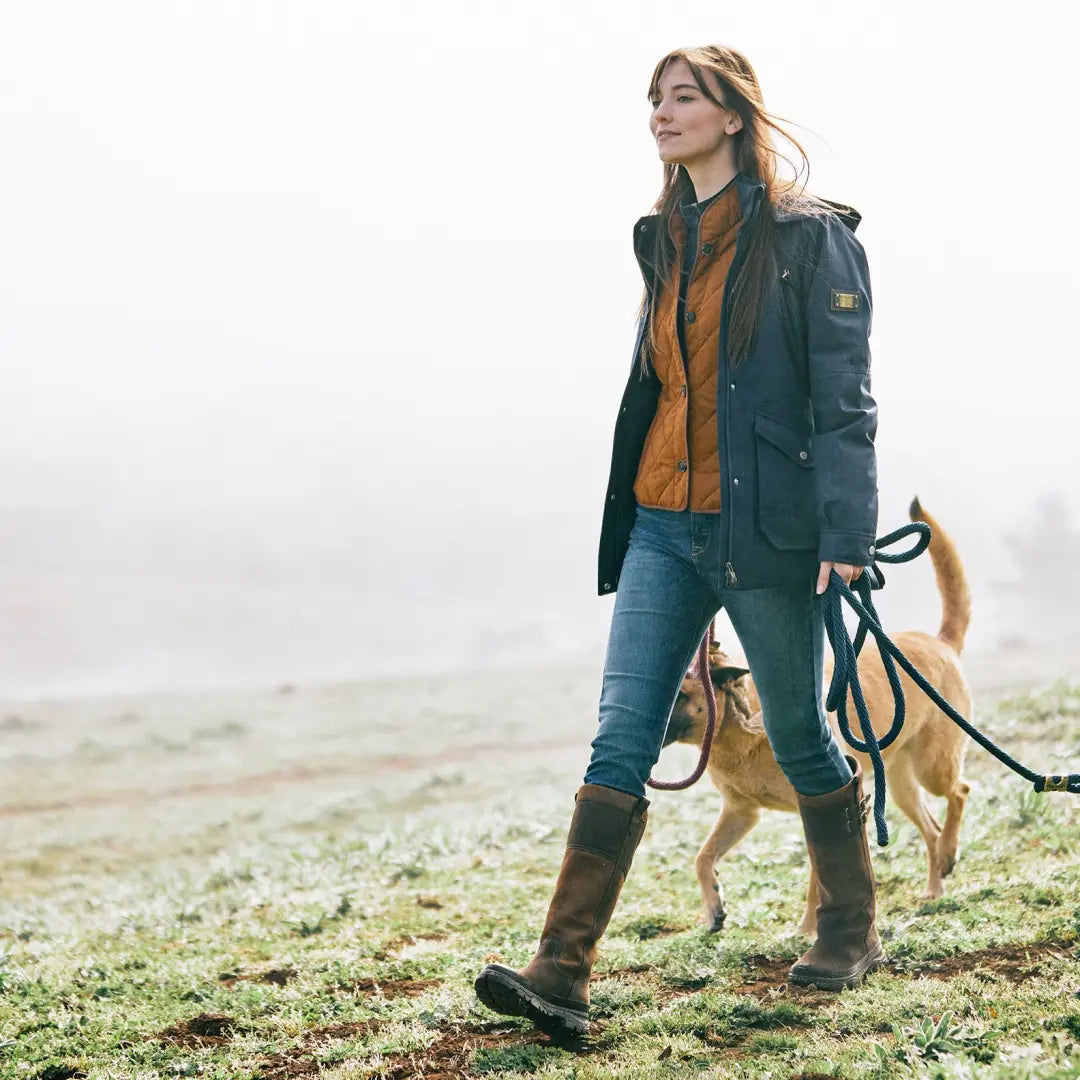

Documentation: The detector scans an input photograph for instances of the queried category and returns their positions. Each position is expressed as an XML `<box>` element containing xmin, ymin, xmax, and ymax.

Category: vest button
<box><xmin>701</xmin><ymin>243</ymin><xmax>714</xmax><ymax>255</ymax></box>
<box><xmin>799</xmin><ymin>450</ymin><xmax>808</xmax><ymax>460</ymax></box>
<box><xmin>733</xmin><ymin>477</ymin><xmax>740</xmax><ymax>485</ymax></box>
<box><xmin>729</xmin><ymin>382</ymin><xmax>736</xmax><ymax>391</ymax></box>
<box><xmin>677</xmin><ymin>459</ymin><xmax>688</xmax><ymax>472</ymax></box>
<box><xmin>680</xmin><ymin>385</ymin><xmax>687</xmax><ymax>397</ymax></box>
<box><xmin>686</xmin><ymin>311</ymin><xmax>696</xmax><ymax>324</ymax></box>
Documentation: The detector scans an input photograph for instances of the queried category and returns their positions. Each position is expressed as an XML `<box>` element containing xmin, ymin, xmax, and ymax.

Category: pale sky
<box><xmin>1</xmin><ymin>2</ymin><xmax>1076</xmax><ymax>695</ymax></box>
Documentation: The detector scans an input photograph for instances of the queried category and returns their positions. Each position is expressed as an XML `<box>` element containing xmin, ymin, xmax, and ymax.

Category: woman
<box><xmin>475</xmin><ymin>44</ymin><xmax>881</xmax><ymax>1036</ymax></box>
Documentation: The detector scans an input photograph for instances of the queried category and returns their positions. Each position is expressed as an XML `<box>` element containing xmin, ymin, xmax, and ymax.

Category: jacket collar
<box><xmin>634</xmin><ymin>172</ymin><xmax>764</xmax><ymax>253</ymax></box>
<box><xmin>633</xmin><ymin>172</ymin><xmax>860</xmax><ymax>266</ymax></box>
<box><xmin>668</xmin><ymin>176</ymin><xmax>742</xmax><ymax>249</ymax></box>
<box><xmin>734</xmin><ymin>172</ymin><xmax>767</xmax><ymax>222</ymax></box>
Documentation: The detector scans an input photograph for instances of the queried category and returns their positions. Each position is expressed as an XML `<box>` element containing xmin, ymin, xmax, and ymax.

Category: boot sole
<box><xmin>474</xmin><ymin>964</ymin><xmax>590</xmax><ymax>1036</ymax></box>
<box><xmin>788</xmin><ymin>941</ymin><xmax>887</xmax><ymax>991</ymax></box>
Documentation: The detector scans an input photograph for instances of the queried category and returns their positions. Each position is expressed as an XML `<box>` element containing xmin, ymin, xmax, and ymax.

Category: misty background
<box><xmin>1</xmin><ymin>2</ymin><xmax>1077</xmax><ymax>698</ymax></box>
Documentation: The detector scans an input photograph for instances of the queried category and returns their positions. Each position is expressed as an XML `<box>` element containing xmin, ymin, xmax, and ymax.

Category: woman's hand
<box><xmin>816</xmin><ymin>561</ymin><xmax>864</xmax><ymax>595</ymax></box>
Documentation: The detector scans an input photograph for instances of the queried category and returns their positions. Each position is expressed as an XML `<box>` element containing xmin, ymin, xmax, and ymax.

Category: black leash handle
<box><xmin>824</xmin><ymin>521</ymin><xmax>1080</xmax><ymax>847</ymax></box>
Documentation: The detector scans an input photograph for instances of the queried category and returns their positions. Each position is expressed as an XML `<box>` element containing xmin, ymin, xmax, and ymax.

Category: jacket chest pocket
<box><xmin>753</xmin><ymin>412</ymin><xmax>817</xmax><ymax>550</ymax></box>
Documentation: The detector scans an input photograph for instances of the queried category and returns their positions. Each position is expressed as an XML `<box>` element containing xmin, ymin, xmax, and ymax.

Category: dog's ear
<box><xmin>710</xmin><ymin>664</ymin><xmax>750</xmax><ymax>689</ymax></box>
<box><xmin>707</xmin><ymin>641</ymin><xmax>736</xmax><ymax>665</ymax></box>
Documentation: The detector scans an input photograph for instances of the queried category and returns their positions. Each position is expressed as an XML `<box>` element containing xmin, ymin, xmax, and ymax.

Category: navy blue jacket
<box><xmin>598</xmin><ymin>173</ymin><xmax>878</xmax><ymax>595</ymax></box>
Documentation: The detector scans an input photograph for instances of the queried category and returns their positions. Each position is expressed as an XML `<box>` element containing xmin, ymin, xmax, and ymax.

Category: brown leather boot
<box><xmin>474</xmin><ymin>783</ymin><xmax>649</xmax><ymax>1035</ymax></box>
<box><xmin>789</xmin><ymin>756</ymin><xmax>886</xmax><ymax>990</ymax></box>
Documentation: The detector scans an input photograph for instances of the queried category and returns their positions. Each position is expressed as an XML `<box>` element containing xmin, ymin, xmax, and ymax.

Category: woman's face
<box><xmin>648</xmin><ymin>58</ymin><xmax>742</xmax><ymax>166</ymax></box>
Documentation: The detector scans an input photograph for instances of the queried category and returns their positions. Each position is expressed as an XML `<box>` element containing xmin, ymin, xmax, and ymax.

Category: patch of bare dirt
<box><xmin>372</xmin><ymin>931</ymin><xmax>447</xmax><ymax>961</ymax></box>
<box><xmin>234</xmin><ymin>1021</ymin><xmax>382</xmax><ymax>1078</ymax></box>
<box><xmin>219</xmin><ymin>967</ymin><xmax>297</xmax><ymax>988</ymax></box>
<box><xmin>249</xmin><ymin>1051</ymin><xmax>320</xmax><ymax>1080</ymax></box>
<box><xmin>153</xmin><ymin>1012</ymin><xmax>240</xmax><ymax>1047</ymax></box>
<box><xmin>734</xmin><ymin>938</ymin><xmax>1078</xmax><ymax>1000</ymax></box>
<box><xmin>736</xmin><ymin>955</ymin><xmax>836</xmax><ymax>1007</ymax></box>
<box><xmin>888</xmin><ymin>939</ymin><xmax>1078</xmax><ymax>983</ymax></box>
<box><xmin>350</xmin><ymin>976</ymin><xmax>440</xmax><ymax>998</ymax></box>
<box><xmin>245</xmin><ymin>1020</ymin><xmax>587</xmax><ymax>1080</ymax></box>
<box><xmin>605</xmin><ymin>940</ymin><xmax>1075</xmax><ymax>1009</ymax></box>
<box><xmin>375</xmin><ymin>1021</ymin><xmax>589</xmax><ymax>1080</ymax></box>
<box><xmin>306</xmin><ymin>1020</ymin><xmax>379</xmax><ymax>1040</ymax></box>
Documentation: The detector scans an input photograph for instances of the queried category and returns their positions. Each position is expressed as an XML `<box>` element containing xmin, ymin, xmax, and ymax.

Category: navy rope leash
<box><xmin>824</xmin><ymin>521</ymin><xmax>1080</xmax><ymax>847</ymax></box>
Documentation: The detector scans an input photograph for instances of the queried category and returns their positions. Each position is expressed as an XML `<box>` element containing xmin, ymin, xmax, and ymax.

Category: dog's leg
<box><xmin>910</xmin><ymin>721</ymin><xmax>972</xmax><ymax>881</ymax></box>
<box><xmin>935</xmin><ymin>778</ymin><xmax>971</xmax><ymax>878</ymax></box>
<box><xmin>886</xmin><ymin>758</ymin><xmax>945</xmax><ymax>899</ymax></box>
<box><xmin>798</xmin><ymin>867</ymin><xmax>820</xmax><ymax>937</ymax></box>
<box><xmin>696</xmin><ymin>800</ymin><xmax>760</xmax><ymax>933</ymax></box>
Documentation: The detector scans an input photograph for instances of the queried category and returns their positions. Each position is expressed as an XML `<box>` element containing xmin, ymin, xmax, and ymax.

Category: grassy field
<box><xmin>1</xmin><ymin>658</ymin><xmax>1079</xmax><ymax>1079</ymax></box>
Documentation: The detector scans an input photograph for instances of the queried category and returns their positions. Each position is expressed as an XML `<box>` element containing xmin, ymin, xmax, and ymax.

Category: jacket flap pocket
<box><xmin>754</xmin><ymin>413</ymin><xmax>813</xmax><ymax>467</ymax></box>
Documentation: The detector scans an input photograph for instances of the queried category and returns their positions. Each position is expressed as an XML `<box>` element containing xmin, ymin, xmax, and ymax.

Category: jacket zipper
<box><xmin>718</xmin><ymin>189</ymin><xmax>761</xmax><ymax>587</ymax></box>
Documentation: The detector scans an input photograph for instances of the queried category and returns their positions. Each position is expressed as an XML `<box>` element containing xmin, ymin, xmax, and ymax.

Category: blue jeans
<box><xmin>584</xmin><ymin>504</ymin><xmax>852</xmax><ymax>798</ymax></box>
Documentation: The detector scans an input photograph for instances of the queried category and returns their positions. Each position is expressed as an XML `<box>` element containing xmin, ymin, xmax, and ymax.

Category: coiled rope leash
<box><xmin>824</xmin><ymin>522</ymin><xmax>1080</xmax><ymax>847</ymax></box>
<box><xmin>648</xmin><ymin>522</ymin><xmax>1080</xmax><ymax>825</ymax></box>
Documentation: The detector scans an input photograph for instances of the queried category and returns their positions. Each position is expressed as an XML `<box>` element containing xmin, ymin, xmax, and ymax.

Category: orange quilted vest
<box><xmin>633</xmin><ymin>183</ymin><xmax>743</xmax><ymax>511</ymax></box>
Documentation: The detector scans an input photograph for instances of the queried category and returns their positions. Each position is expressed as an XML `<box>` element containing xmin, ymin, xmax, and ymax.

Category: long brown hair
<box><xmin>637</xmin><ymin>45</ymin><xmax>834</xmax><ymax>374</ymax></box>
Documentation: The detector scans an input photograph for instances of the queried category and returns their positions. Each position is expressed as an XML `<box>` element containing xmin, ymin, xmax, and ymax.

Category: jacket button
<box><xmin>729</xmin><ymin>382</ymin><xmax>735</xmax><ymax>391</ymax></box>
<box><xmin>686</xmin><ymin>311</ymin><xmax>696</xmax><ymax>324</ymax></box>
<box><xmin>620</xmin><ymin>405</ymin><xmax>627</xmax><ymax>414</ymax></box>
<box><xmin>603</xmin><ymin>581</ymin><xmax>613</xmax><ymax>590</ymax></box>
<box><xmin>677</xmin><ymin>459</ymin><xmax>688</xmax><ymax>472</ymax></box>
<box><xmin>733</xmin><ymin>477</ymin><xmax>740</xmax><ymax>485</ymax></box>
<box><xmin>701</xmin><ymin>242</ymin><xmax>714</xmax><ymax>255</ymax></box>
<box><xmin>609</xmin><ymin>493</ymin><xmax>616</xmax><ymax>501</ymax></box>
<box><xmin>799</xmin><ymin>450</ymin><xmax>808</xmax><ymax>460</ymax></box>
<box><xmin>680</xmin><ymin>385</ymin><xmax>687</xmax><ymax>397</ymax></box>
<box><xmin>868</xmin><ymin>544</ymin><xmax>876</xmax><ymax>556</ymax></box>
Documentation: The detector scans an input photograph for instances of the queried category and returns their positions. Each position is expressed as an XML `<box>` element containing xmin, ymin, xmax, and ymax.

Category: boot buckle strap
<box><xmin>842</xmin><ymin>795</ymin><xmax>871</xmax><ymax>834</ymax></box>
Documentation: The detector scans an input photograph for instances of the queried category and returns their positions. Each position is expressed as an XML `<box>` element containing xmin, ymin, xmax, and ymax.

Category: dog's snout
<box><xmin>662</xmin><ymin>688</ymin><xmax>694</xmax><ymax>748</ymax></box>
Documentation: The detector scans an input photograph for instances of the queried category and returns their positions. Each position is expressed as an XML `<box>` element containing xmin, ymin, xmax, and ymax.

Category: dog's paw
<box><xmin>702</xmin><ymin>908</ymin><xmax>727</xmax><ymax>934</ymax></box>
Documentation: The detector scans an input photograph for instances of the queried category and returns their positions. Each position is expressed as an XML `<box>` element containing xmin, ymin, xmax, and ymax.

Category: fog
<box><xmin>1</xmin><ymin>2</ymin><xmax>1077</xmax><ymax>697</ymax></box>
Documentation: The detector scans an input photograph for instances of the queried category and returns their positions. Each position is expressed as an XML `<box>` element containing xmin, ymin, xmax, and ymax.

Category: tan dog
<box><xmin>662</xmin><ymin>498</ymin><xmax>973</xmax><ymax>935</ymax></box>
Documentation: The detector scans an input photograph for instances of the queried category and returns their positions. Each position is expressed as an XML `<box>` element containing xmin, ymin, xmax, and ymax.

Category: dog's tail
<box><xmin>909</xmin><ymin>496</ymin><xmax>971</xmax><ymax>653</ymax></box>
